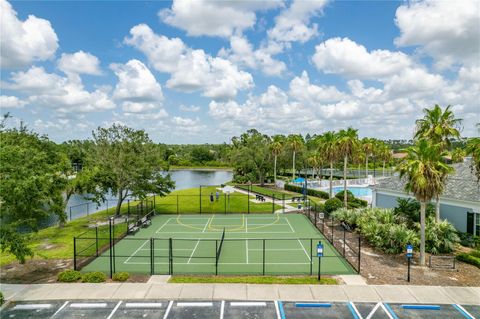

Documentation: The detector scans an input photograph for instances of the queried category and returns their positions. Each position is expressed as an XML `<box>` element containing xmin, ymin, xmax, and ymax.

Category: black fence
<box><xmin>304</xmin><ymin>207</ymin><xmax>361</xmax><ymax>273</ymax></box>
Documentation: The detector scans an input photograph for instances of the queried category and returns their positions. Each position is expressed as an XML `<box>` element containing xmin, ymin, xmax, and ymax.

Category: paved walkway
<box><xmin>1</xmin><ymin>282</ymin><xmax>478</xmax><ymax>305</ymax></box>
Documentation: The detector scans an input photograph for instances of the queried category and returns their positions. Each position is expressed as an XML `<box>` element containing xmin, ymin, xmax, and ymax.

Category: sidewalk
<box><xmin>1</xmin><ymin>282</ymin><xmax>479</xmax><ymax>305</ymax></box>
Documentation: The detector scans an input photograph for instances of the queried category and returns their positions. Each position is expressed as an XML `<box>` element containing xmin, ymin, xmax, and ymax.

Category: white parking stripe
<box><xmin>230</xmin><ymin>302</ymin><xmax>267</xmax><ymax>307</ymax></box>
<box><xmin>69</xmin><ymin>303</ymin><xmax>108</xmax><ymax>308</ymax></box>
<box><xmin>125</xmin><ymin>303</ymin><xmax>163</xmax><ymax>308</ymax></box>
<box><xmin>349</xmin><ymin>302</ymin><xmax>363</xmax><ymax>319</ymax></box>
<box><xmin>274</xmin><ymin>300</ymin><xmax>281</xmax><ymax>319</ymax></box>
<box><xmin>177</xmin><ymin>302</ymin><xmax>213</xmax><ymax>307</ymax></box>
<box><xmin>51</xmin><ymin>301</ymin><xmax>69</xmax><ymax>317</ymax></box>
<box><xmin>13</xmin><ymin>304</ymin><xmax>52</xmax><ymax>310</ymax></box>
<box><xmin>107</xmin><ymin>301</ymin><xmax>122</xmax><ymax>319</ymax></box>
<box><xmin>220</xmin><ymin>300</ymin><xmax>225</xmax><ymax>319</ymax></box>
<box><xmin>163</xmin><ymin>301</ymin><xmax>173</xmax><ymax>319</ymax></box>
<box><xmin>455</xmin><ymin>304</ymin><xmax>475</xmax><ymax>319</ymax></box>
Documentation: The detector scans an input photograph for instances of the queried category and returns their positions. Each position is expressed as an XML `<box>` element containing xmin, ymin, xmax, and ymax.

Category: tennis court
<box><xmin>81</xmin><ymin>213</ymin><xmax>355</xmax><ymax>276</ymax></box>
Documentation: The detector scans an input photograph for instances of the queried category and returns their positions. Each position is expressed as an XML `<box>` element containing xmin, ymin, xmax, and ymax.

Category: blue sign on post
<box><xmin>406</xmin><ymin>244</ymin><xmax>413</xmax><ymax>258</ymax></box>
<box><xmin>317</xmin><ymin>243</ymin><xmax>324</xmax><ymax>257</ymax></box>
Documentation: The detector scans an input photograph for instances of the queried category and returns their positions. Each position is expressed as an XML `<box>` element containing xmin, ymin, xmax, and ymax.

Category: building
<box><xmin>372</xmin><ymin>159</ymin><xmax>480</xmax><ymax>235</ymax></box>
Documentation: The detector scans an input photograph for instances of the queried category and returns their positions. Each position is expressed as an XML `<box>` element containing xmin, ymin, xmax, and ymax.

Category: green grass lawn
<box><xmin>169</xmin><ymin>275</ymin><xmax>338</xmax><ymax>285</ymax></box>
<box><xmin>235</xmin><ymin>185</ymin><xmax>297</xmax><ymax>200</ymax></box>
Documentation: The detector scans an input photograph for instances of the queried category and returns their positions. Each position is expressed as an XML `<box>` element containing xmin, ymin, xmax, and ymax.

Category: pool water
<box><xmin>332</xmin><ymin>186</ymin><xmax>372</xmax><ymax>197</ymax></box>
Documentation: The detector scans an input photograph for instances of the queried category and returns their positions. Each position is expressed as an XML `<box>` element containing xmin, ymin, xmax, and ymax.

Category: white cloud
<box><xmin>383</xmin><ymin>68</ymin><xmax>445</xmax><ymax>98</ymax></box>
<box><xmin>268</xmin><ymin>0</ymin><xmax>328</xmax><ymax>43</ymax></box>
<box><xmin>395</xmin><ymin>0</ymin><xmax>480</xmax><ymax>68</ymax></box>
<box><xmin>159</xmin><ymin>0</ymin><xmax>281</xmax><ymax>38</ymax></box>
<box><xmin>0</xmin><ymin>0</ymin><xmax>58</xmax><ymax>68</ymax></box>
<box><xmin>312</xmin><ymin>37</ymin><xmax>413</xmax><ymax>79</ymax></box>
<box><xmin>0</xmin><ymin>95</ymin><xmax>27</xmax><ymax>108</ymax></box>
<box><xmin>124</xmin><ymin>24</ymin><xmax>186</xmax><ymax>73</ymax></box>
<box><xmin>5</xmin><ymin>66</ymin><xmax>115</xmax><ymax>113</ymax></box>
<box><xmin>219</xmin><ymin>35</ymin><xmax>286</xmax><ymax>76</ymax></box>
<box><xmin>58</xmin><ymin>51</ymin><xmax>102</xmax><ymax>75</ymax></box>
<box><xmin>289</xmin><ymin>71</ymin><xmax>347</xmax><ymax>103</ymax></box>
<box><xmin>179</xmin><ymin>104</ymin><xmax>200</xmax><ymax>112</ymax></box>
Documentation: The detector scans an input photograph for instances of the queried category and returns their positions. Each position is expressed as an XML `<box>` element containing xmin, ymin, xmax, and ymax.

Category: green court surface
<box><xmin>81</xmin><ymin>213</ymin><xmax>355</xmax><ymax>275</ymax></box>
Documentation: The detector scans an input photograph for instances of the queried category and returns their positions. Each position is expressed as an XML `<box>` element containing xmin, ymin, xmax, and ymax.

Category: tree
<box><xmin>398</xmin><ymin>139</ymin><xmax>453</xmax><ymax>266</ymax></box>
<box><xmin>90</xmin><ymin>124</ymin><xmax>174</xmax><ymax>216</ymax></box>
<box><xmin>362</xmin><ymin>138</ymin><xmax>375</xmax><ymax>177</ymax></box>
<box><xmin>414</xmin><ymin>104</ymin><xmax>462</xmax><ymax>222</ymax></box>
<box><xmin>319</xmin><ymin>131</ymin><xmax>338</xmax><ymax>198</ymax></box>
<box><xmin>450</xmin><ymin>148</ymin><xmax>465</xmax><ymax>163</ymax></box>
<box><xmin>270</xmin><ymin>135</ymin><xmax>284</xmax><ymax>183</ymax></box>
<box><xmin>337</xmin><ymin>128</ymin><xmax>360</xmax><ymax>207</ymax></box>
<box><xmin>287</xmin><ymin>134</ymin><xmax>304</xmax><ymax>180</ymax></box>
<box><xmin>231</xmin><ymin>129</ymin><xmax>271</xmax><ymax>185</ymax></box>
<box><xmin>466</xmin><ymin>137</ymin><xmax>480</xmax><ymax>182</ymax></box>
<box><xmin>190</xmin><ymin>146</ymin><xmax>214</xmax><ymax>164</ymax></box>
<box><xmin>377</xmin><ymin>142</ymin><xmax>392</xmax><ymax>177</ymax></box>
<box><xmin>306</xmin><ymin>151</ymin><xmax>322</xmax><ymax>180</ymax></box>
<box><xmin>0</xmin><ymin>129</ymin><xmax>66</xmax><ymax>262</ymax></box>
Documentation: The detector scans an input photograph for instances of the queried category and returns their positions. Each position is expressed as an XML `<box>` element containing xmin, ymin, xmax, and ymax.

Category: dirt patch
<box><xmin>0</xmin><ymin>259</ymin><xmax>72</xmax><ymax>284</ymax></box>
<box><xmin>360</xmin><ymin>242</ymin><xmax>480</xmax><ymax>286</ymax></box>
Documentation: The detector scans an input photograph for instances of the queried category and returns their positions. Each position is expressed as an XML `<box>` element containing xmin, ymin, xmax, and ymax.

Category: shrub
<box><xmin>458</xmin><ymin>232</ymin><xmax>480</xmax><ymax>248</ymax></box>
<box><xmin>284</xmin><ymin>184</ymin><xmax>329</xmax><ymax>199</ymax></box>
<box><xmin>0</xmin><ymin>291</ymin><xmax>4</xmax><ymax>306</ymax></box>
<box><xmin>324</xmin><ymin>198</ymin><xmax>343</xmax><ymax>213</ymax></box>
<box><xmin>112</xmin><ymin>272</ymin><xmax>129</xmax><ymax>282</ymax></box>
<box><xmin>312</xmin><ymin>203</ymin><xmax>325</xmax><ymax>213</ymax></box>
<box><xmin>456</xmin><ymin>253</ymin><xmax>480</xmax><ymax>268</ymax></box>
<box><xmin>425</xmin><ymin>217</ymin><xmax>459</xmax><ymax>254</ymax></box>
<box><xmin>394</xmin><ymin>198</ymin><xmax>435</xmax><ymax>224</ymax></box>
<box><xmin>331</xmin><ymin>208</ymin><xmax>361</xmax><ymax>227</ymax></box>
<box><xmin>81</xmin><ymin>271</ymin><xmax>106</xmax><ymax>283</ymax></box>
<box><xmin>57</xmin><ymin>269</ymin><xmax>82</xmax><ymax>282</ymax></box>
<box><xmin>335</xmin><ymin>190</ymin><xmax>355</xmax><ymax>201</ymax></box>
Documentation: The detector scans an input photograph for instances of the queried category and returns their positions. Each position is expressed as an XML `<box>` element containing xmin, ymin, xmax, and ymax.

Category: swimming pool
<box><xmin>332</xmin><ymin>186</ymin><xmax>372</xmax><ymax>197</ymax></box>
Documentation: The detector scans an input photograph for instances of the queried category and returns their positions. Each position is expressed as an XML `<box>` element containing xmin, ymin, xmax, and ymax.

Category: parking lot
<box><xmin>1</xmin><ymin>300</ymin><xmax>478</xmax><ymax>318</ymax></box>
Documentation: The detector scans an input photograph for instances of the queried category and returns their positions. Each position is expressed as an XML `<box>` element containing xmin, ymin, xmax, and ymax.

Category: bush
<box><xmin>57</xmin><ymin>269</ymin><xmax>82</xmax><ymax>282</ymax></box>
<box><xmin>394</xmin><ymin>198</ymin><xmax>435</xmax><ymax>224</ymax></box>
<box><xmin>458</xmin><ymin>232</ymin><xmax>480</xmax><ymax>248</ymax></box>
<box><xmin>81</xmin><ymin>271</ymin><xmax>106</xmax><ymax>283</ymax></box>
<box><xmin>425</xmin><ymin>217</ymin><xmax>460</xmax><ymax>254</ymax></box>
<box><xmin>0</xmin><ymin>291</ymin><xmax>4</xmax><ymax>306</ymax></box>
<box><xmin>284</xmin><ymin>184</ymin><xmax>329</xmax><ymax>199</ymax></box>
<box><xmin>112</xmin><ymin>272</ymin><xmax>129</xmax><ymax>282</ymax></box>
<box><xmin>324</xmin><ymin>198</ymin><xmax>343</xmax><ymax>213</ymax></box>
<box><xmin>456</xmin><ymin>253</ymin><xmax>480</xmax><ymax>268</ymax></box>
<box><xmin>335</xmin><ymin>190</ymin><xmax>355</xmax><ymax>201</ymax></box>
<box><xmin>331</xmin><ymin>208</ymin><xmax>361</xmax><ymax>227</ymax></box>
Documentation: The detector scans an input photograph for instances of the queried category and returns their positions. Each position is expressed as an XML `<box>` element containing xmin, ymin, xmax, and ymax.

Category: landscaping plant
<box><xmin>57</xmin><ymin>269</ymin><xmax>82</xmax><ymax>282</ymax></box>
<box><xmin>81</xmin><ymin>271</ymin><xmax>107</xmax><ymax>283</ymax></box>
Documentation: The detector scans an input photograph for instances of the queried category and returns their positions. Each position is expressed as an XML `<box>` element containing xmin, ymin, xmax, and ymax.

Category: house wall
<box><xmin>375</xmin><ymin>192</ymin><xmax>473</xmax><ymax>232</ymax></box>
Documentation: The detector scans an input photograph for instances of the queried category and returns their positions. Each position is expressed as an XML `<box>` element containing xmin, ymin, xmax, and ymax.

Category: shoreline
<box><xmin>170</xmin><ymin>167</ymin><xmax>233</xmax><ymax>171</ymax></box>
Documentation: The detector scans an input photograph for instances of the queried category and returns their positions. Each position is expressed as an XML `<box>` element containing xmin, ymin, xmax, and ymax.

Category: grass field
<box><xmin>235</xmin><ymin>185</ymin><xmax>297</xmax><ymax>200</ymax></box>
<box><xmin>81</xmin><ymin>213</ymin><xmax>355</xmax><ymax>276</ymax></box>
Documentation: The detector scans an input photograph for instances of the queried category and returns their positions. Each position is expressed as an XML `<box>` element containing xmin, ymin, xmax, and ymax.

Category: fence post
<box><xmin>314</xmin><ymin>208</ymin><xmax>317</xmax><ymax>225</ymax></box>
<box><xmin>263</xmin><ymin>239</ymin><xmax>266</xmax><ymax>276</ymax></box>
<box><xmin>112</xmin><ymin>217</ymin><xmax>116</xmax><ymax>273</ymax></box>
<box><xmin>69</xmin><ymin>207</ymin><xmax>72</xmax><ymax>221</ymax></box>
<box><xmin>73</xmin><ymin>237</ymin><xmax>77</xmax><ymax>271</ymax></box>
<box><xmin>153</xmin><ymin>195</ymin><xmax>156</xmax><ymax>212</ymax></box>
<box><xmin>215</xmin><ymin>240</ymin><xmax>218</xmax><ymax>275</ymax></box>
<box><xmin>150</xmin><ymin>238</ymin><xmax>154</xmax><ymax>275</ymax></box>
<box><xmin>128</xmin><ymin>200</ymin><xmax>130</xmax><ymax>217</ymax></box>
<box><xmin>95</xmin><ymin>227</ymin><xmax>99</xmax><ymax>257</ymax></box>
<box><xmin>109</xmin><ymin>217</ymin><xmax>113</xmax><ymax>279</ymax></box>
<box><xmin>310</xmin><ymin>239</ymin><xmax>313</xmax><ymax>275</ymax></box>
<box><xmin>87</xmin><ymin>203</ymin><xmax>89</xmax><ymax>216</ymax></box>
<box><xmin>322</xmin><ymin>217</ymin><xmax>325</xmax><ymax>234</ymax></box>
<box><xmin>176</xmin><ymin>195</ymin><xmax>179</xmax><ymax>214</ymax></box>
<box><xmin>199</xmin><ymin>187</ymin><xmax>202</xmax><ymax>214</ymax></box>
<box><xmin>343</xmin><ymin>228</ymin><xmax>346</xmax><ymax>257</ymax></box>
<box><xmin>247</xmin><ymin>187</ymin><xmax>250</xmax><ymax>214</ymax></box>
<box><xmin>331</xmin><ymin>216</ymin><xmax>334</xmax><ymax>243</ymax></box>
<box><xmin>282</xmin><ymin>194</ymin><xmax>285</xmax><ymax>214</ymax></box>
<box><xmin>357</xmin><ymin>236</ymin><xmax>361</xmax><ymax>274</ymax></box>
<box><xmin>224</xmin><ymin>193</ymin><xmax>227</xmax><ymax>214</ymax></box>
<box><xmin>272</xmin><ymin>194</ymin><xmax>275</xmax><ymax>213</ymax></box>
<box><xmin>169</xmin><ymin>238</ymin><xmax>173</xmax><ymax>275</ymax></box>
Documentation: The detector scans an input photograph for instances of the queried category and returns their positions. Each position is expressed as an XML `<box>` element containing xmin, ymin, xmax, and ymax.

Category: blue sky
<box><xmin>1</xmin><ymin>0</ymin><xmax>479</xmax><ymax>143</ymax></box>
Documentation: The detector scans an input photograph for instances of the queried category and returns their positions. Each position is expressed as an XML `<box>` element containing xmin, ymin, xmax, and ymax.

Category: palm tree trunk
<box><xmin>365</xmin><ymin>155</ymin><xmax>369</xmax><ymax>177</ymax></box>
<box><xmin>420</xmin><ymin>201</ymin><xmax>426</xmax><ymax>266</ymax></box>
<box><xmin>435</xmin><ymin>195</ymin><xmax>440</xmax><ymax>223</ymax></box>
<box><xmin>292</xmin><ymin>151</ymin><xmax>296</xmax><ymax>180</ymax></box>
<box><xmin>312</xmin><ymin>167</ymin><xmax>315</xmax><ymax>179</ymax></box>
<box><xmin>274</xmin><ymin>155</ymin><xmax>277</xmax><ymax>184</ymax></box>
<box><xmin>382</xmin><ymin>161</ymin><xmax>385</xmax><ymax>177</ymax></box>
<box><xmin>343</xmin><ymin>155</ymin><xmax>348</xmax><ymax>207</ymax></box>
<box><xmin>329</xmin><ymin>161</ymin><xmax>333</xmax><ymax>198</ymax></box>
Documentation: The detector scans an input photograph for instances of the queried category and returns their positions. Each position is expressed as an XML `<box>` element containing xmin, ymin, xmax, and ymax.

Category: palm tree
<box><xmin>287</xmin><ymin>134</ymin><xmax>304</xmax><ymax>180</ymax></box>
<box><xmin>270</xmin><ymin>135</ymin><xmax>284</xmax><ymax>184</ymax></box>
<box><xmin>319</xmin><ymin>131</ymin><xmax>338</xmax><ymax>198</ymax></box>
<box><xmin>450</xmin><ymin>148</ymin><xmax>465</xmax><ymax>163</ymax></box>
<box><xmin>415</xmin><ymin>104</ymin><xmax>462</xmax><ymax>222</ymax></box>
<box><xmin>307</xmin><ymin>151</ymin><xmax>322</xmax><ymax>180</ymax></box>
<box><xmin>398</xmin><ymin>139</ymin><xmax>453</xmax><ymax>266</ymax></box>
<box><xmin>466</xmin><ymin>137</ymin><xmax>480</xmax><ymax>182</ymax></box>
<box><xmin>337</xmin><ymin>128</ymin><xmax>360</xmax><ymax>207</ymax></box>
<box><xmin>377</xmin><ymin>142</ymin><xmax>392</xmax><ymax>177</ymax></box>
<box><xmin>362</xmin><ymin>137</ymin><xmax>375</xmax><ymax>177</ymax></box>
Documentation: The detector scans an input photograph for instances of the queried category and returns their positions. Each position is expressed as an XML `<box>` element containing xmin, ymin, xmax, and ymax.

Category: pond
<box><xmin>64</xmin><ymin>169</ymin><xmax>233</xmax><ymax>221</ymax></box>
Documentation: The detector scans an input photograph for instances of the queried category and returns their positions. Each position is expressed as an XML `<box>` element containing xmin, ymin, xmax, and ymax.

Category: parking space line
<box><xmin>401</xmin><ymin>304</ymin><xmax>440</xmax><ymax>310</ymax></box>
<box><xmin>220</xmin><ymin>300</ymin><xmax>225</xmax><ymax>319</ymax></box>
<box><xmin>274</xmin><ymin>300</ymin><xmax>281</xmax><ymax>319</ymax></box>
<box><xmin>163</xmin><ymin>301</ymin><xmax>173</xmax><ymax>319</ymax></box>
<box><xmin>453</xmin><ymin>304</ymin><xmax>475</xmax><ymax>319</ymax></box>
<box><xmin>295</xmin><ymin>302</ymin><xmax>331</xmax><ymax>307</ymax></box>
<box><xmin>70</xmin><ymin>303</ymin><xmax>108</xmax><ymax>308</ymax></box>
<box><xmin>348</xmin><ymin>302</ymin><xmax>362</xmax><ymax>319</ymax></box>
<box><xmin>177</xmin><ymin>302</ymin><xmax>213</xmax><ymax>307</ymax></box>
<box><xmin>277</xmin><ymin>301</ymin><xmax>286</xmax><ymax>319</ymax></box>
<box><xmin>107</xmin><ymin>301</ymin><xmax>122</xmax><ymax>319</ymax></box>
<box><xmin>13</xmin><ymin>304</ymin><xmax>52</xmax><ymax>310</ymax></box>
<box><xmin>382</xmin><ymin>303</ymin><xmax>399</xmax><ymax>319</ymax></box>
<box><xmin>230</xmin><ymin>302</ymin><xmax>267</xmax><ymax>307</ymax></box>
<box><xmin>125</xmin><ymin>302</ymin><xmax>163</xmax><ymax>308</ymax></box>
<box><xmin>51</xmin><ymin>301</ymin><xmax>69</xmax><ymax>318</ymax></box>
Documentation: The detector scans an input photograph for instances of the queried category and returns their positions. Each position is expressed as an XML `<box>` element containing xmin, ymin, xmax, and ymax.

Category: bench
<box><xmin>128</xmin><ymin>223</ymin><xmax>139</xmax><ymax>234</ymax></box>
<box><xmin>291</xmin><ymin>196</ymin><xmax>304</xmax><ymax>203</ymax></box>
<box><xmin>138</xmin><ymin>216</ymin><xmax>152</xmax><ymax>228</ymax></box>
<box><xmin>341</xmin><ymin>221</ymin><xmax>352</xmax><ymax>232</ymax></box>
<box><xmin>255</xmin><ymin>194</ymin><xmax>265</xmax><ymax>202</ymax></box>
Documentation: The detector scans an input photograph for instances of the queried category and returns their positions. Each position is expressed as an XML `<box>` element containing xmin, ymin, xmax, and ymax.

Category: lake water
<box><xmin>65</xmin><ymin>169</ymin><xmax>233</xmax><ymax>220</ymax></box>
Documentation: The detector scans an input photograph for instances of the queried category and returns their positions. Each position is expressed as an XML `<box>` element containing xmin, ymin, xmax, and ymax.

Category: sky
<box><xmin>1</xmin><ymin>0</ymin><xmax>479</xmax><ymax>144</ymax></box>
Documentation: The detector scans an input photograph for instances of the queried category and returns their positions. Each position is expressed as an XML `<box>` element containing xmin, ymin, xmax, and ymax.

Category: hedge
<box><xmin>112</xmin><ymin>272</ymin><xmax>129</xmax><ymax>282</ymax></box>
<box><xmin>456</xmin><ymin>253</ymin><xmax>480</xmax><ymax>268</ymax></box>
<box><xmin>81</xmin><ymin>271</ymin><xmax>107</xmax><ymax>283</ymax></box>
<box><xmin>284</xmin><ymin>184</ymin><xmax>329</xmax><ymax>199</ymax></box>
<box><xmin>57</xmin><ymin>269</ymin><xmax>82</xmax><ymax>282</ymax></box>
